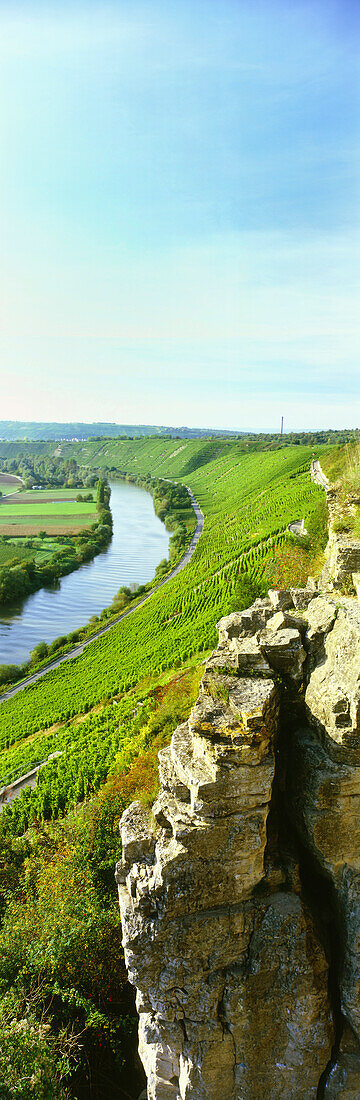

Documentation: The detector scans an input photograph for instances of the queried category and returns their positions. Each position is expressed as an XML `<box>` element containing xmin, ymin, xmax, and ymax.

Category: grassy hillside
<box><xmin>0</xmin><ymin>442</ymin><xmax>327</xmax><ymax>765</ymax></box>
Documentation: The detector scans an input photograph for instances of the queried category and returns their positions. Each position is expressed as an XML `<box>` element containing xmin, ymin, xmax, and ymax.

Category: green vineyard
<box><xmin>0</xmin><ymin>440</ymin><xmax>328</xmax><ymax>800</ymax></box>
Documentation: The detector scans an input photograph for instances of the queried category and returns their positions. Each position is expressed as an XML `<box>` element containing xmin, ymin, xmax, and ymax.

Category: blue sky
<box><xmin>0</xmin><ymin>0</ymin><xmax>359</xmax><ymax>431</ymax></box>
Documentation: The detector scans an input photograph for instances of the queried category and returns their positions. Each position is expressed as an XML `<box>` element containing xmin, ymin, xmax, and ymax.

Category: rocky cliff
<box><xmin>117</xmin><ymin>578</ymin><xmax>360</xmax><ymax>1098</ymax></box>
<box><xmin>320</xmin><ymin>482</ymin><xmax>360</xmax><ymax>593</ymax></box>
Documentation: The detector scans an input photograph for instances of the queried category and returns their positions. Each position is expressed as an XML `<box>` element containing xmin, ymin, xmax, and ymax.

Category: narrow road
<box><xmin>0</xmin><ymin>488</ymin><xmax>204</xmax><ymax>705</ymax></box>
<box><xmin>311</xmin><ymin>459</ymin><xmax>329</xmax><ymax>490</ymax></box>
<box><xmin>1</xmin><ymin>751</ymin><xmax>63</xmax><ymax>807</ymax></box>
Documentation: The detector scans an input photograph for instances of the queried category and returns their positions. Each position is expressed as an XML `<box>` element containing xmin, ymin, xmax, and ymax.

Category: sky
<box><xmin>0</xmin><ymin>0</ymin><xmax>359</xmax><ymax>432</ymax></box>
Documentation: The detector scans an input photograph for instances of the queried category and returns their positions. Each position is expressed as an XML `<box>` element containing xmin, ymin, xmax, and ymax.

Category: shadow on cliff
<box><xmin>276</xmin><ymin>692</ymin><xmax>347</xmax><ymax>1098</ymax></box>
<box><xmin>67</xmin><ymin>984</ymin><xmax>146</xmax><ymax>1100</ymax></box>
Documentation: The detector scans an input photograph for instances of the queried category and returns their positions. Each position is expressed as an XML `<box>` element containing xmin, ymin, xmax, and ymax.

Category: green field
<box><xmin>0</xmin><ymin>502</ymin><xmax>96</xmax><ymax>516</ymax></box>
<box><xmin>0</xmin><ymin>488</ymin><xmax>97</xmax><ymax>535</ymax></box>
<box><xmin>10</xmin><ymin>489</ymin><xmax>88</xmax><ymax>503</ymax></box>
<box><xmin>0</xmin><ymin>541</ymin><xmax>36</xmax><ymax>567</ymax></box>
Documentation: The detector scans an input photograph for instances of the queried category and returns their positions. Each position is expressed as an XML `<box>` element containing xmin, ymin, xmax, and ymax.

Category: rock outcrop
<box><xmin>320</xmin><ymin>485</ymin><xmax>360</xmax><ymax>594</ymax></box>
<box><xmin>117</xmin><ymin>584</ymin><xmax>360</xmax><ymax>1098</ymax></box>
<box><xmin>322</xmin><ymin>530</ymin><xmax>360</xmax><ymax>591</ymax></box>
<box><xmin>115</xmin><ymin>452</ymin><xmax>360</xmax><ymax>1098</ymax></box>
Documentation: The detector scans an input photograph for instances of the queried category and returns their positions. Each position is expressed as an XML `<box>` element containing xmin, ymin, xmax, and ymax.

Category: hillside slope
<box><xmin>0</xmin><ymin>445</ymin><xmax>326</xmax><ymax>766</ymax></box>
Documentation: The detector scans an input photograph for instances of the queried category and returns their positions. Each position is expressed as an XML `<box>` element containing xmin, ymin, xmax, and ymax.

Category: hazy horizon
<box><xmin>0</xmin><ymin>417</ymin><xmax>357</xmax><ymax>438</ymax></box>
<box><xmin>1</xmin><ymin>1</ymin><xmax>359</xmax><ymax>432</ymax></box>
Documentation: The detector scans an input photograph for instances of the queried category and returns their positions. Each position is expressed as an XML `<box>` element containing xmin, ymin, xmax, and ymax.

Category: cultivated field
<box><xmin>0</xmin><ymin>472</ymin><xmax>22</xmax><ymax>495</ymax></box>
<box><xmin>0</xmin><ymin>490</ymin><xmax>96</xmax><ymax>535</ymax></box>
<box><xmin>0</xmin><ymin>541</ymin><xmax>36</xmax><ymax>567</ymax></box>
<box><xmin>11</xmin><ymin>489</ymin><xmax>90</xmax><ymax>503</ymax></box>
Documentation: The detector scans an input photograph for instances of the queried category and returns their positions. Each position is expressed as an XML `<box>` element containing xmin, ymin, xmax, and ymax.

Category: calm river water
<box><xmin>0</xmin><ymin>481</ymin><xmax>169</xmax><ymax>665</ymax></box>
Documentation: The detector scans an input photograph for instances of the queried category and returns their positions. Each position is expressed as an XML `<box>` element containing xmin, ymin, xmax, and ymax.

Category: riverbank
<box><xmin>0</xmin><ymin>487</ymin><xmax>202</xmax><ymax>704</ymax></box>
<box><xmin>0</xmin><ymin>477</ymin><xmax>112</xmax><ymax>613</ymax></box>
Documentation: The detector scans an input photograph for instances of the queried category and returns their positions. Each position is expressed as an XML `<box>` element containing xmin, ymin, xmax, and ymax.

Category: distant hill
<box><xmin>0</xmin><ymin>422</ymin><xmax>244</xmax><ymax>442</ymax></box>
<box><xmin>0</xmin><ymin>422</ymin><xmax>358</xmax><ymax>446</ymax></box>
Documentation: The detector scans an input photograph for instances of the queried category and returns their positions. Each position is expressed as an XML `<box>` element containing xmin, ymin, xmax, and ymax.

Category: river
<box><xmin>0</xmin><ymin>481</ymin><xmax>170</xmax><ymax>666</ymax></box>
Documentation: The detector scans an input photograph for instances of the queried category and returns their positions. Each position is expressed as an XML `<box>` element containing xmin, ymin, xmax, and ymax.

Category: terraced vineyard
<box><xmin>0</xmin><ymin>441</ymin><xmax>329</xmax><ymax>794</ymax></box>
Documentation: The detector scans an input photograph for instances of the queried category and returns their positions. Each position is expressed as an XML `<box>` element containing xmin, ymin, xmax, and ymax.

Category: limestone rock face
<box><xmin>325</xmin><ymin>531</ymin><xmax>360</xmax><ymax>590</ymax></box>
<box><xmin>324</xmin><ymin>1026</ymin><xmax>360</xmax><ymax>1098</ymax></box>
<box><xmin>117</xmin><ymin>593</ymin><xmax>341</xmax><ymax>1099</ymax></box>
<box><xmin>223</xmin><ymin>893</ymin><xmax>331</xmax><ymax>1100</ymax></box>
<box><xmin>286</xmin><ymin>594</ymin><xmax>360</xmax><ymax>1089</ymax></box>
<box><xmin>259</xmin><ymin>624</ymin><xmax>306</xmax><ymax>682</ymax></box>
<box><xmin>320</xmin><ymin>482</ymin><xmax>360</xmax><ymax>594</ymax></box>
<box><xmin>305</xmin><ymin>598</ymin><xmax>360</xmax><ymax>744</ymax></box>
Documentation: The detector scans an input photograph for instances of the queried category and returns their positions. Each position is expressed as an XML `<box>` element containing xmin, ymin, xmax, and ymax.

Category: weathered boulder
<box><xmin>268</xmin><ymin>588</ymin><xmax>294</xmax><ymax>611</ymax></box>
<box><xmin>217</xmin><ymin>597</ymin><xmax>273</xmax><ymax>644</ymax></box>
<box><xmin>305</xmin><ymin>599</ymin><xmax>360</xmax><ymax>744</ymax></box>
<box><xmin>290</xmin><ymin>585</ymin><xmax>319</xmax><ymax>609</ymax></box>
<box><xmin>259</xmin><ymin>625</ymin><xmax>306</xmax><ymax>683</ymax></box>
<box><xmin>306</xmin><ymin>594</ymin><xmax>337</xmax><ymax>657</ymax></box>
<box><xmin>266</xmin><ymin>608</ymin><xmax>306</xmax><ymax>634</ymax></box>
<box><xmin>228</xmin><ymin>635</ymin><xmax>272</xmax><ymax>674</ymax></box>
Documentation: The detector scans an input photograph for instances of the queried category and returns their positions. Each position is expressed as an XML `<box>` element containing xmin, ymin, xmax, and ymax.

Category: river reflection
<box><xmin>0</xmin><ymin>481</ymin><xmax>169</xmax><ymax>665</ymax></box>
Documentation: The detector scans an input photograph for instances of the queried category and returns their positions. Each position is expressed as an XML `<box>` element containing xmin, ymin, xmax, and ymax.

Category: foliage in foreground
<box><xmin>0</xmin><ymin>990</ymin><xmax>71</xmax><ymax>1100</ymax></box>
<box><xmin>0</xmin><ymin>667</ymin><xmax>201</xmax><ymax>1097</ymax></box>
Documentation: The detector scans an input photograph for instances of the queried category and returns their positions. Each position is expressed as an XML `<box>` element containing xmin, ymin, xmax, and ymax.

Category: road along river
<box><xmin>0</xmin><ymin>484</ymin><xmax>204</xmax><ymax>703</ymax></box>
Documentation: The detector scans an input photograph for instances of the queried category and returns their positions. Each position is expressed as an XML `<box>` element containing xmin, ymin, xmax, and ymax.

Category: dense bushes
<box><xmin>0</xmin><ymin>990</ymin><xmax>70</xmax><ymax>1099</ymax></box>
<box><xmin>0</xmin><ymin>667</ymin><xmax>201</xmax><ymax>1097</ymax></box>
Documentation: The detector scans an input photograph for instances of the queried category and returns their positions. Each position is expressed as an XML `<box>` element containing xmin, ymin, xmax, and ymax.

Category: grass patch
<box><xmin>0</xmin><ymin>502</ymin><xmax>96</xmax><ymax>516</ymax></box>
<box><xmin>10</xmin><ymin>489</ymin><xmax>83</xmax><ymax>503</ymax></box>
<box><xmin>0</xmin><ymin>515</ymin><xmax>96</xmax><ymax>534</ymax></box>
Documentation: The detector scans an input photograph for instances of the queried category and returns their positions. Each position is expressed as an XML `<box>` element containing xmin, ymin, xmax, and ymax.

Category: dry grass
<box><xmin>8</xmin><ymin>491</ymin><xmax>80</xmax><ymax>504</ymax></box>
<box><xmin>322</xmin><ymin>443</ymin><xmax>360</xmax><ymax>497</ymax></box>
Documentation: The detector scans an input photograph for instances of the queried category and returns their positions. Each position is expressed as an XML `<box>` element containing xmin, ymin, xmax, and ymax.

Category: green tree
<box><xmin>96</xmin><ymin>479</ymin><xmax>105</xmax><ymax>506</ymax></box>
